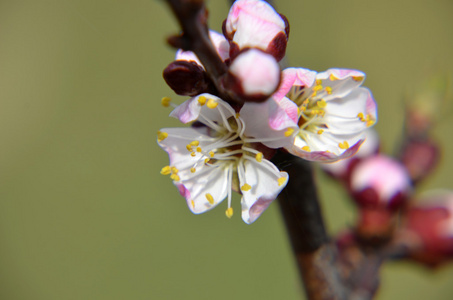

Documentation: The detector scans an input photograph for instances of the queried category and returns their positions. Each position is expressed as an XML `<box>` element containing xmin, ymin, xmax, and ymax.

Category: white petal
<box><xmin>273</xmin><ymin>68</ymin><xmax>317</xmax><ymax>101</ymax></box>
<box><xmin>170</xmin><ymin>94</ymin><xmax>235</xmax><ymax>128</ymax></box>
<box><xmin>239</xmin><ymin>157</ymin><xmax>288</xmax><ymax>224</ymax></box>
<box><xmin>240</xmin><ymin>98</ymin><xmax>298</xmax><ymax>148</ymax></box>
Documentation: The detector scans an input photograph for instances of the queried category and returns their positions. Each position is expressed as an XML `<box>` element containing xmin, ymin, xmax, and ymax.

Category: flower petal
<box><xmin>170</xmin><ymin>93</ymin><xmax>235</xmax><ymax>128</ymax></box>
<box><xmin>273</xmin><ymin>67</ymin><xmax>317</xmax><ymax>101</ymax></box>
<box><xmin>240</xmin><ymin>97</ymin><xmax>298</xmax><ymax>148</ymax></box>
<box><xmin>239</xmin><ymin>157</ymin><xmax>288</xmax><ymax>224</ymax></box>
<box><xmin>315</xmin><ymin>68</ymin><xmax>366</xmax><ymax>101</ymax></box>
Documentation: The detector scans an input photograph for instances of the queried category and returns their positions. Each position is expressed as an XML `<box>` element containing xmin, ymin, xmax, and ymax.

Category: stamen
<box><xmin>352</xmin><ymin>76</ymin><xmax>364</xmax><ymax>82</ymax></box>
<box><xmin>198</xmin><ymin>96</ymin><xmax>207</xmax><ymax>106</ymax></box>
<box><xmin>196</xmin><ymin>147</ymin><xmax>202</xmax><ymax>152</ymax></box>
<box><xmin>191</xmin><ymin>200</ymin><xmax>195</xmax><ymax>209</ymax></box>
<box><xmin>190</xmin><ymin>167</ymin><xmax>196</xmax><ymax>173</ymax></box>
<box><xmin>325</xmin><ymin>87</ymin><xmax>332</xmax><ymax>95</ymax></box>
<box><xmin>161</xmin><ymin>96</ymin><xmax>171</xmax><ymax>107</ymax></box>
<box><xmin>241</xmin><ymin>183</ymin><xmax>252</xmax><ymax>191</ymax></box>
<box><xmin>285</xmin><ymin>128</ymin><xmax>295</xmax><ymax>137</ymax></box>
<box><xmin>225</xmin><ymin>207</ymin><xmax>233</xmax><ymax>218</ymax></box>
<box><xmin>313</xmin><ymin>85</ymin><xmax>323</xmax><ymax>92</ymax></box>
<box><xmin>171</xmin><ymin>167</ymin><xmax>178</xmax><ymax>174</ymax></box>
<box><xmin>255</xmin><ymin>152</ymin><xmax>263</xmax><ymax>162</ymax></box>
<box><xmin>190</xmin><ymin>141</ymin><xmax>199</xmax><ymax>147</ymax></box>
<box><xmin>339</xmin><ymin>141</ymin><xmax>349</xmax><ymax>149</ymax></box>
<box><xmin>317</xmin><ymin>129</ymin><xmax>324</xmax><ymax>135</ymax></box>
<box><xmin>157</xmin><ymin>131</ymin><xmax>168</xmax><ymax>142</ymax></box>
<box><xmin>316</xmin><ymin>79</ymin><xmax>322</xmax><ymax>85</ymax></box>
<box><xmin>209</xmin><ymin>151</ymin><xmax>215</xmax><ymax>157</ymax></box>
<box><xmin>207</xmin><ymin>98</ymin><xmax>218</xmax><ymax>109</ymax></box>
<box><xmin>317</xmin><ymin>100</ymin><xmax>327</xmax><ymax>108</ymax></box>
<box><xmin>170</xmin><ymin>174</ymin><xmax>180</xmax><ymax>181</ymax></box>
<box><xmin>206</xmin><ymin>193</ymin><xmax>214</xmax><ymax>205</ymax></box>
<box><xmin>190</xmin><ymin>152</ymin><xmax>196</xmax><ymax>157</ymax></box>
<box><xmin>302</xmin><ymin>146</ymin><xmax>310</xmax><ymax>151</ymax></box>
<box><xmin>278</xmin><ymin>177</ymin><xmax>287</xmax><ymax>186</ymax></box>
<box><xmin>329</xmin><ymin>74</ymin><xmax>338</xmax><ymax>81</ymax></box>
<box><xmin>160</xmin><ymin>166</ymin><xmax>171</xmax><ymax>175</ymax></box>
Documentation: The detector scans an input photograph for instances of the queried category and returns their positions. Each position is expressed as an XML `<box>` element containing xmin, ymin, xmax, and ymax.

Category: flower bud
<box><xmin>223</xmin><ymin>48</ymin><xmax>281</xmax><ymax>102</ymax></box>
<box><xmin>404</xmin><ymin>191</ymin><xmax>453</xmax><ymax>267</ymax></box>
<box><xmin>163</xmin><ymin>61</ymin><xmax>211</xmax><ymax>96</ymax></box>
<box><xmin>350</xmin><ymin>155</ymin><xmax>412</xmax><ymax>210</ymax></box>
<box><xmin>224</xmin><ymin>0</ymin><xmax>289</xmax><ymax>61</ymax></box>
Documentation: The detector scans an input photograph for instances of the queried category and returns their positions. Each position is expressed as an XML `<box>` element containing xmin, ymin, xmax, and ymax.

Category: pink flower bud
<box><xmin>223</xmin><ymin>49</ymin><xmax>281</xmax><ymax>102</ymax></box>
<box><xmin>350</xmin><ymin>155</ymin><xmax>411</xmax><ymax>209</ymax></box>
<box><xmin>405</xmin><ymin>192</ymin><xmax>453</xmax><ymax>267</ymax></box>
<box><xmin>224</xmin><ymin>0</ymin><xmax>289</xmax><ymax>61</ymax></box>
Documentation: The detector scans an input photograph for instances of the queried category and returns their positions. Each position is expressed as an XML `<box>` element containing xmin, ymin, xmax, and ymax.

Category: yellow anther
<box><xmin>204</xmin><ymin>158</ymin><xmax>210</xmax><ymax>164</ymax></box>
<box><xmin>241</xmin><ymin>183</ymin><xmax>252</xmax><ymax>191</ymax></box>
<box><xmin>278</xmin><ymin>177</ymin><xmax>287</xmax><ymax>187</ymax></box>
<box><xmin>191</xmin><ymin>200</ymin><xmax>195</xmax><ymax>209</ymax></box>
<box><xmin>366</xmin><ymin>119</ymin><xmax>375</xmax><ymax>127</ymax></box>
<box><xmin>313</xmin><ymin>85</ymin><xmax>323</xmax><ymax>92</ymax></box>
<box><xmin>209</xmin><ymin>151</ymin><xmax>215</xmax><ymax>157</ymax></box>
<box><xmin>160</xmin><ymin>166</ymin><xmax>171</xmax><ymax>175</ymax></box>
<box><xmin>317</xmin><ymin>129</ymin><xmax>324</xmax><ymax>135</ymax></box>
<box><xmin>300</xmin><ymin>106</ymin><xmax>306</xmax><ymax>112</ymax></box>
<box><xmin>198</xmin><ymin>96</ymin><xmax>207</xmax><ymax>106</ymax></box>
<box><xmin>310</xmin><ymin>110</ymin><xmax>318</xmax><ymax>115</ymax></box>
<box><xmin>316</xmin><ymin>79</ymin><xmax>322</xmax><ymax>85</ymax></box>
<box><xmin>206</xmin><ymin>98</ymin><xmax>218</xmax><ymax>109</ymax></box>
<box><xmin>206</xmin><ymin>193</ymin><xmax>214</xmax><ymax>205</ymax></box>
<box><xmin>303</xmin><ymin>99</ymin><xmax>309</xmax><ymax>106</ymax></box>
<box><xmin>302</xmin><ymin>146</ymin><xmax>310</xmax><ymax>152</ymax></box>
<box><xmin>225</xmin><ymin>207</ymin><xmax>234</xmax><ymax>219</ymax></box>
<box><xmin>190</xmin><ymin>141</ymin><xmax>200</xmax><ymax>147</ymax></box>
<box><xmin>255</xmin><ymin>152</ymin><xmax>263</xmax><ymax>162</ymax></box>
<box><xmin>235</xmin><ymin>113</ymin><xmax>240</xmax><ymax>118</ymax></box>
<box><xmin>190</xmin><ymin>152</ymin><xmax>196</xmax><ymax>157</ymax></box>
<box><xmin>170</xmin><ymin>174</ymin><xmax>180</xmax><ymax>181</ymax></box>
<box><xmin>190</xmin><ymin>167</ymin><xmax>196</xmax><ymax>173</ymax></box>
<box><xmin>157</xmin><ymin>131</ymin><xmax>168</xmax><ymax>142</ymax></box>
<box><xmin>352</xmin><ymin>76</ymin><xmax>364</xmax><ymax>82</ymax></box>
<box><xmin>161</xmin><ymin>96</ymin><xmax>171</xmax><ymax>107</ymax></box>
<box><xmin>339</xmin><ymin>141</ymin><xmax>349</xmax><ymax>149</ymax></box>
<box><xmin>329</xmin><ymin>74</ymin><xmax>338</xmax><ymax>81</ymax></box>
<box><xmin>196</xmin><ymin>147</ymin><xmax>202</xmax><ymax>152</ymax></box>
<box><xmin>317</xmin><ymin>100</ymin><xmax>327</xmax><ymax>108</ymax></box>
<box><xmin>186</xmin><ymin>144</ymin><xmax>193</xmax><ymax>152</ymax></box>
<box><xmin>325</xmin><ymin>86</ymin><xmax>332</xmax><ymax>95</ymax></box>
<box><xmin>357</xmin><ymin>112</ymin><xmax>365</xmax><ymax>121</ymax></box>
<box><xmin>284</xmin><ymin>128</ymin><xmax>295</xmax><ymax>137</ymax></box>
<box><xmin>311</xmin><ymin>91</ymin><xmax>317</xmax><ymax>97</ymax></box>
<box><xmin>171</xmin><ymin>167</ymin><xmax>178</xmax><ymax>174</ymax></box>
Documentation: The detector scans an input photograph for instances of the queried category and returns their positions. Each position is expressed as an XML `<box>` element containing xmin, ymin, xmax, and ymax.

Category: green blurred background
<box><xmin>1</xmin><ymin>0</ymin><xmax>452</xmax><ymax>299</ymax></box>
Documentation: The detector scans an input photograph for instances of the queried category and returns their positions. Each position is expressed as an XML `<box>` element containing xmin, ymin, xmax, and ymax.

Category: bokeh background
<box><xmin>1</xmin><ymin>0</ymin><xmax>453</xmax><ymax>299</ymax></box>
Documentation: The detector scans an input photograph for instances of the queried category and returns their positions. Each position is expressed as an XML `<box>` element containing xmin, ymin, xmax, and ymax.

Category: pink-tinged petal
<box><xmin>225</xmin><ymin>0</ymin><xmax>287</xmax><ymax>60</ymax></box>
<box><xmin>175</xmin><ymin>30</ymin><xmax>230</xmax><ymax>67</ymax></box>
<box><xmin>288</xmin><ymin>138</ymin><xmax>364</xmax><ymax>163</ymax></box>
<box><xmin>227</xmin><ymin>49</ymin><xmax>281</xmax><ymax>99</ymax></box>
<box><xmin>240</xmin><ymin>98</ymin><xmax>298</xmax><ymax>148</ymax></box>
<box><xmin>170</xmin><ymin>93</ymin><xmax>235</xmax><ymax>127</ymax></box>
<box><xmin>273</xmin><ymin>68</ymin><xmax>317</xmax><ymax>101</ymax></box>
<box><xmin>239</xmin><ymin>157</ymin><xmax>288</xmax><ymax>224</ymax></box>
<box><xmin>350</xmin><ymin>155</ymin><xmax>412</xmax><ymax>205</ymax></box>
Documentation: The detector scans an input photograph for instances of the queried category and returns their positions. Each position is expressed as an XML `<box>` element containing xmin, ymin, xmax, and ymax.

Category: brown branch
<box><xmin>165</xmin><ymin>0</ymin><xmax>234</xmax><ymax>101</ymax></box>
<box><xmin>272</xmin><ymin>151</ymin><xmax>347</xmax><ymax>300</ymax></box>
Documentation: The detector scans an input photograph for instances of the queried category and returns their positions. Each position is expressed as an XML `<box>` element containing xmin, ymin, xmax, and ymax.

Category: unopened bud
<box><xmin>224</xmin><ymin>0</ymin><xmax>289</xmax><ymax>61</ymax></box>
<box><xmin>224</xmin><ymin>49</ymin><xmax>281</xmax><ymax>102</ymax></box>
<box><xmin>350</xmin><ymin>155</ymin><xmax>412</xmax><ymax>210</ymax></box>
<box><xmin>163</xmin><ymin>61</ymin><xmax>211</xmax><ymax>96</ymax></box>
<box><xmin>404</xmin><ymin>191</ymin><xmax>453</xmax><ymax>267</ymax></box>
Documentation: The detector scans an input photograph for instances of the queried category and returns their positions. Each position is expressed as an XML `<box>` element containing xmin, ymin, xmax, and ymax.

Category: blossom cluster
<box><xmin>158</xmin><ymin>0</ymin><xmax>377</xmax><ymax>223</ymax></box>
